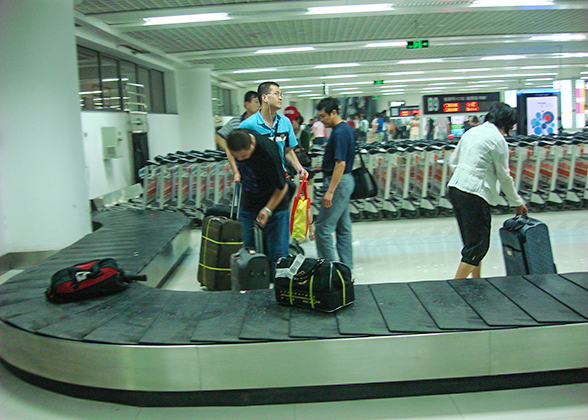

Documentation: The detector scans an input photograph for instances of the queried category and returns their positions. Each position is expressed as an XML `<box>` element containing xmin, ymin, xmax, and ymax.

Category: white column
<box><xmin>0</xmin><ymin>0</ymin><xmax>91</xmax><ymax>255</ymax></box>
<box><xmin>176</xmin><ymin>66</ymin><xmax>215</xmax><ymax>151</ymax></box>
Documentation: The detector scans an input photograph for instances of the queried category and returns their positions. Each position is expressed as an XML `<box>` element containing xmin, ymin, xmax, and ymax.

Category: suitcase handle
<box><xmin>253</xmin><ymin>222</ymin><xmax>264</xmax><ymax>254</ymax></box>
<box><xmin>504</xmin><ymin>212</ymin><xmax>529</xmax><ymax>230</ymax></box>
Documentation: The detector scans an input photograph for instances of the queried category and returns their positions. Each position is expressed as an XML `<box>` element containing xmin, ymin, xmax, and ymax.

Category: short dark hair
<box><xmin>295</xmin><ymin>115</ymin><xmax>304</xmax><ymax>125</ymax></box>
<box><xmin>316</xmin><ymin>97</ymin><xmax>339</xmax><ymax>115</ymax></box>
<box><xmin>244</xmin><ymin>91</ymin><xmax>257</xmax><ymax>104</ymax></box>
<box><xmin>226</xmin><ymin>129</ymin><xmax>253</xmax><ymax>152</ymax></box>
<box><xmin>257</xmin><ymin>82</ymin><xmax>279</xmax><ymax>104</ymax></box>
<box><xmin>485</xmin><ymin>102</ymin><xmax>517</xmax><ymax>133</ymax></box>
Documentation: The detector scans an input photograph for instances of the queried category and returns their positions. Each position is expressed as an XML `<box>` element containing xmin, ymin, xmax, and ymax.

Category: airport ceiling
<box><xmin>74</xmin><ymin>0</ymin><xmax>588</xmax><ymax>99</ymax></box>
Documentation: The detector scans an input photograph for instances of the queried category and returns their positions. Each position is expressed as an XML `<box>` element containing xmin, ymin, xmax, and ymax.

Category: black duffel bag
<box><xmin>274</xmin><ymin>254</ymin><xmax>354</xmax><ymax>312</ymax></box>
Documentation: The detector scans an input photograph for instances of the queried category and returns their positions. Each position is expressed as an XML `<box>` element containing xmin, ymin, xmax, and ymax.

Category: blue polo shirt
<box><xmin>238</xmin><ymin>110</ymin><xmax>298</xmax><ymax>167</ymax></box>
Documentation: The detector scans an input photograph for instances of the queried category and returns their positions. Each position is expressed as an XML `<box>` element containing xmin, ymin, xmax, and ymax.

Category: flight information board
<box><xmin>423</xmin><ymin>92</ymin><xmax>500</xmax><ymax>114</ymax></box>
<box><xmin>390</xmin><ymin>106</ymin><xmax>420</xmax><ymax>117</ymax></box>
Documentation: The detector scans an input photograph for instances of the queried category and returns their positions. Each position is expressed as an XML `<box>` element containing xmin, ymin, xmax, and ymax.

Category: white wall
<box><xmin>80</xmin><ymin>112</ymin><xmax>183</xmax><ymax>198</ymax></box>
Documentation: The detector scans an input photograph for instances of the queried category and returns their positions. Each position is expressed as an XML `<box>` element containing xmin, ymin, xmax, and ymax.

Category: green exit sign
<box><xmin>407</xmin><ymin>40</ymin><xmax>429</xmax><ymax>49</ymax></box>
<box><xmin>373</xmin><ymin>80</ymin><xmax>384</xmax><ymax>85</ymax></box>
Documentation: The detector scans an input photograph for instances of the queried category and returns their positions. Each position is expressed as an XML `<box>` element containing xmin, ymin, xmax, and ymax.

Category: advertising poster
<box><xmin>527</xmin><ymin>96</ymin><xmax>558</xmax><ymax>135</ymax></box>
<box><xmin>450</xmin><ymin>115</ymin><xmax>465</xmax><ymax>137</ymax></box>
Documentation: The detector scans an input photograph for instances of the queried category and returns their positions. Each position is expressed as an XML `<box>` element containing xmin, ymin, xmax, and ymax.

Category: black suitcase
<box><xmin>274</xmin><ymin>255</ymin><xmax>354</xmax><ymax>312</ymax></box>
<box><xmin>198</xmin><ymin>185</ymin><xmax>242</xmax><ymax>290</ymax></box>
<box><xmin>230</xmin><ymin>225</ymin><xmax>270</xmax><ymax>291</ymax></box>
<box><xmin>499</xmin><ymin>214</ymin><xmax>556</xmax><ymax>276</ymax></box>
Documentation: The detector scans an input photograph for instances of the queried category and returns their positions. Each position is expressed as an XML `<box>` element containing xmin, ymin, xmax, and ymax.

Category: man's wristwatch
<box><xmin>263</xmin><ymin>206</ymin><xmax>273</xmax><ymax>217</ymax></box>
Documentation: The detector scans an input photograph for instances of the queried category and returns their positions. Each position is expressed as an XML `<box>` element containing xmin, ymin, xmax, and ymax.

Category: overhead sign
<box><xmin>423</xmin><ymin>92</ymin><xmax>500</xmax><ymax>114</ymax></box>
<box><xmin>407</xmin><ymin>40</ymin><xmax>429</xmax><ymax>49</ymax></box>
<box><xmin>389</xmin><ymin>100</ymin><xmax>406</xmax><ymax>107</ymax></box>
<box><xmin>390</xmin><ymin>105</ymin><xmax>420</xmax><ymax>117</ymax></box>
<box><xmin>373</xmin><ymin>80</ymin><xmax>384</xmax><ymax>85</ymax></box>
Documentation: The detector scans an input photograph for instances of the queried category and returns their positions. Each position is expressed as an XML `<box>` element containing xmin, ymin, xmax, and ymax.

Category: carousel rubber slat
<box><xmin>239</xmin><ymin>289</ymin><xmax>296</xmax><ymax>341</ymax></box>
<box><xmin>409</xmin><ymin>281</ymin><xmax>491</xmax><ymax>330</ymax></box>
<box><xmin>190</xmin><ymin>292</ymin><xmax>253</xmax><ymax>343</ymax></box>
<box><xmin>0</xmin><ymin>297</ymin><xmax>48</xmax><ymax>320</ymax></box>
<box><xmin>81</xmin><ymin>287</ymin><xmax>172</xmax><ymax>344</ymax></box>
<box><xmin>559</xmin><ymin>272</ymin><xmax>588</xmax><ymax>292</ymax></box>
<box><xmin>523</xmin><ymin>274</ymin><xmax>588</xmax><ymax>319</ymax></box>
<box><xmin>449</xmin><ymin>278</ymin><xmax>540</xmax><ymax>327</ymax></box>
<box><xmin>488</xmin><ymin>277</ymin><xmax>587</xmax><ymax>323</ymax></box>
<box><xmin>370</xmin><ymin>283</ymin><xmax>445</xmax><ymax>333</ymax></box>
<box><xmin>36</xmin><ymin>286</ymin><xmax>154</xmax><ymax>341</ymax></box>
<box><xmin>288</xmin><ymin>307</ymin><xmax>342</xmax><ymax>339</ymax></box>
<box><xmin>139</xmin><ymin>291</ymin><xmax>212</xmax><ymax>344</ymax></box>
<box><xmin>336</xmin><ymin>285</ymin><xmax>395</xmax><ymax>336</ymax></box>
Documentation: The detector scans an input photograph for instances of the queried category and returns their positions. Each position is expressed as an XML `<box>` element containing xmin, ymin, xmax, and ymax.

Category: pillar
<box><xmin>0</xmin><ymin>0</ymin><xmax>91</xmax><ymax>256</ymax></box>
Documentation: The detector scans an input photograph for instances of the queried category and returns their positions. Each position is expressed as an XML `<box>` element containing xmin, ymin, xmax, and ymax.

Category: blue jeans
<box><xmin>239</xmin><ymin>208</ymin><xmax>290</xmax><ymax>279</ymax></box>
<box><xmin>315</xmin><ymin>173</ymin><xmax>355</xmax><ymax>269</ymax></box>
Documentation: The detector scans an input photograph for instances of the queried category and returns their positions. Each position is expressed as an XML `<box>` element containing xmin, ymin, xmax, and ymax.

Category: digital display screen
<box><xmin>390</xmin><ymin>106</ymin><xmax>420</xmax><ymax>117</ymax></box>
<box><xmin>423</xmin><ymin>92</ymin><xmax>500</xmax><ymax>114</ymax></box>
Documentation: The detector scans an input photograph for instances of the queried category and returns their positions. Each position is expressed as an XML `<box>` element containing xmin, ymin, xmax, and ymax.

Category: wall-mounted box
<box><xmin>101</xmin><ymin>126</ymin><xmax>123</xmax><ymax>159</ymax></box>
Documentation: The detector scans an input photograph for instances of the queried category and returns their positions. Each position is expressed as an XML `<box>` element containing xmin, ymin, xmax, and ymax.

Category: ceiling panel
<box><xmin>73</xmin><ymin>0</ymin><xmax>588</xmax><ymax>96</ymax></box>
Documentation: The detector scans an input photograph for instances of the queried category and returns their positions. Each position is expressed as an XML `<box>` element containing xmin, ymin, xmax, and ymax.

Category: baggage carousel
<box><xmin>0</xmin><ymin>210</ymin><xmax>586</xmax><ymax>407</ymax></box>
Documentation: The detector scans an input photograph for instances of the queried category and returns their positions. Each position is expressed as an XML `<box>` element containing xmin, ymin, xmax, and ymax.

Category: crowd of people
<box><xmin>216</xmin><ymin>85</ymin><xmax>526</xmax><ymax>280</ymax></box>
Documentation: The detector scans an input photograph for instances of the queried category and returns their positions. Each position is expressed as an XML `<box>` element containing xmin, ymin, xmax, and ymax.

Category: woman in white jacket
<box><xmin>448</xmin><ymin>102</ymin><xmax>528</xmax><ymax>279</ymax></box>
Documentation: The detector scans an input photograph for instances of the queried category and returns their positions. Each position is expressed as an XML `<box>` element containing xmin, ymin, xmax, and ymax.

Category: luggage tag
<box><xmin>275</xmin><ymin>254</ymin><xmax>305</xmax><ymax>280</ymax></box>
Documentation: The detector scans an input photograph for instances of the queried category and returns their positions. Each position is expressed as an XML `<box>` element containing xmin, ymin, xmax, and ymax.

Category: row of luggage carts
<box><xmin>125</xmin><ymin>132</ymin><xmax>588</xmax><ymax>225</ymax></box>
<box><xmin>308</xmin><ymin>131</ymin><xmax>588</xmax><ymax>222</ymax></box>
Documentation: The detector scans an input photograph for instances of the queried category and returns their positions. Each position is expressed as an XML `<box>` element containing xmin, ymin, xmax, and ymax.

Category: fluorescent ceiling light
<box><xmin>398</xmin><ymin>59</ymin><xmax>444</xmax><ymax>64</ymax></box>
<box><xmin>429</xmin><ymin>82</ymin><xmax>457</xmax><ymax>85</ymax></box>
<box><xmin>281</xmin><ymin>84</ymin><xmax>323</xmax><ymax>89</ymax></box>
<box><xmin>453</xmin><ymin>68</ymin><xmax>492</xmax><ymax>72</ymax></box>
<box><xmin>560</xmin><ymin>52</ymin><xmax>588</xmax><ymax>58</ymax></box>
<box><xmin>333</xmin><ymin>87</ymin><xmax>361</xmax><ymax>91</ymax></box>
<box><xmin>381</xmin><ymin>85</ymin><xmax>407</xmax><ymax>88</ymax></box>
<box><xmin>468</xmin><ymin>79</ymin><xmax>506</xmax><ymax>83</ymax></box>
<box><xmin>255</xmin><ymin>47</ymin><xmax>315</xmax><ymax>54</ymax></box>
<box><xmin>530</xmin><ymin>34</ymin><xmax>585</xmax><ymax>41</ymax></box>
<box><xmin>299</xmin><ymin>94</ymin><xmax>324</xmax><ymax>97</ymax></box>
<box><xmin>321</xmin><ymin>75</ymin><xmax>358</xmax><ymax>79</ymax></box>
<box><xmin>481</xmin><ymin>55</ymin><xmax>526</xmax><ymax>60</ymax></box>
<box><xmin>254</xmin><ymin>78</ymin><xmax>291</xmax><ymax>83</ymax></box>
<box><xmin>315</xmin><ymin>63</ymin><xmax>360</xmax><ymax>69</ymax></box>
<box><xmin>365</xmin><ymin>41</ymin><xmax>407</xmax><ymax>48</ymax></box>
<box><xmin>338</xmin><ymin>91</ymin><xmax>364</xmax><ymax>95</ymax></box>
<box><xmin>525</xmin><ymin>78</ymin><xmax>554</xmax><ymax>81</ymax></box>
<box><xmin>285</xmin><ymin>90</ymin><xmax>312</xmax><ymax>94</ymax></box>
<box><xmin>327</xmin><ymin>81</ymin><xmax>372</xmax><ymax>86</ymax></box>
<box><xmin>307</xmin><ymin>4</ymin><xmax>393</xmax><ymax>15</ymax></box>
<box><xmin>233</xmin><ymin>68</ymin><xmax>277</xmax><ymax>73</ymax></box>
<box><xmin>471</xmin><ymin>0</ymin><xmax>553</xmax><ymax>7</ymax></box>
<box><xmin>143</xmin><ymin>13</ymin><xmax>230</xmax><ymax>25</ymax></box>
<box><xmin>521</xmin><ymin>65</ymin><xmax>558</xmax><ymax>69</ymax></box>
<box><xmin>387</xmin><ymin>71</ymin><xmax>425</xmax><ymax>76</ymax></box>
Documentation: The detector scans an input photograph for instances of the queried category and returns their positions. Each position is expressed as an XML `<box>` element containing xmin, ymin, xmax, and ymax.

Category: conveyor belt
<box><xmin>0</xmin><ymin>209</ymin><xmax>586</xmax><ymax>406</ymax></box>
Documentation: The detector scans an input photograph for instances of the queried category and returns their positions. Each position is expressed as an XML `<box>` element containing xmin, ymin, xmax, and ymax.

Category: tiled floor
<box><xmin>1</xmin><ymin>209</ymin><xmax>587</xmax><ymax>419</ymax></box>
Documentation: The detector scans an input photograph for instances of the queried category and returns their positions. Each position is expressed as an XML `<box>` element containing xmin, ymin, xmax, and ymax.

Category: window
<box><xmin>77</xmin><ymin>46</ymin><xmax>167</xmax><ymax>113</ymax></box>
<box><xmin>211</xmin><ymin>85</ymin><xmax>234</xmax><ymax>116</ymax></box>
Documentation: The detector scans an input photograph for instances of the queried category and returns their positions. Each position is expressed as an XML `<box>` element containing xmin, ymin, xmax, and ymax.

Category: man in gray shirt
<box><xmin>215</xmin><ymin>91</ymin><xmax>260</xmax><ymax>182</ymax></box>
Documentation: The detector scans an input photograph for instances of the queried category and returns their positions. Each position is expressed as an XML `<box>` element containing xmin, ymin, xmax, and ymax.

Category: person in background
<box><xmin>426</xmin><ymin>117</ymin><xmax>435</xmax><ymax>140</ymax></box>
<box><xmin>311</xmin><ymin>116</ymin><xmax>327</xmax><ymax>146</ymax></box>
<box><xmin>409</xmin><ymin>114</ymin><xmax>421</xmax><ymax>140</ymax></box>
<box><xmin>284</xmin><ymin>105</ymin><xmax>311</xmax><ymax>153</ymax></box>
<box><xmin>359</xmin><ymin>114</ymin><xmax>369</xmax><ymax>133</ymax></box>
<box><xmin>225</xmin><ymin>129</ymin><xmax>290</xmax><ymax>279</ymax></box>
<box><xmin>448</xmin><ymin>102</ymin><xmax>528</xmax><ymax>279</ymax></box>
<box><xmin>435</xmin><ymin>115</ymin><xmax>450</xmax><ymax>140</ymax></box>
<box><xmin>215</xmin><ymin>91</ymin><xmax>260</xmax><ymax>182</ymax></box>
<box><xmin>314</xmin><ymin>97</ymin><xmax>356</xmax><ymax>269</ymax></box>
<box><xmin>239</xmin><ymin>81</ymin><xmax>308</xmax><ymax>180</ymax></box>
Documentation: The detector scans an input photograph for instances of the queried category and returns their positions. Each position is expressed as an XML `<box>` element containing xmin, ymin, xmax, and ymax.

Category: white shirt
<box><xmin>448</xmin><ymin>122</ymin><xmax>524</xmax><ymax>207</ymax></box>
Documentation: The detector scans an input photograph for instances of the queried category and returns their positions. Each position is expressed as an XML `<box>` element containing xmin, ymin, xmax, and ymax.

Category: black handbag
<box><xmin>351</xmin><ymin>152</ymin><xmax>378</xmax><ymax>200</ymax></box>
<box><xmin>274</xmin><ymin>254</ymin><xmax>354</xmax><ymax>312</ymax></box>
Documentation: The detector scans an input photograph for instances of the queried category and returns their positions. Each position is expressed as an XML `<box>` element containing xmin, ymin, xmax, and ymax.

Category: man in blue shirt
<box><xmin>315</xmin><ymin>97</ymin><xmax>356</xmax><ymax>269</ymax></box>
<box><xmin>239</xmin><ymin>81</ymin><xmax>308</xmax><ymax>179</ymax></box>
